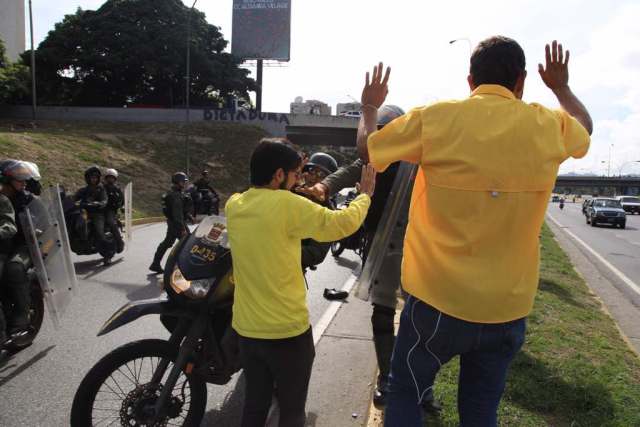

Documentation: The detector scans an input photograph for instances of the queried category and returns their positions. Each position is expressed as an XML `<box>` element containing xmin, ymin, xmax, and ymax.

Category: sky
<box><xmin>24</xmin><ymin>0</ymin><xmax>640</xmax><ymax>175</ymax></box>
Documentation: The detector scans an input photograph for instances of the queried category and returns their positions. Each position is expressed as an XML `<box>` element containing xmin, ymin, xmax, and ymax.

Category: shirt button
<box><xmin>491</xmin><ymin>191</ymin><xmax>499</xmax><ymax>198</ymax></box>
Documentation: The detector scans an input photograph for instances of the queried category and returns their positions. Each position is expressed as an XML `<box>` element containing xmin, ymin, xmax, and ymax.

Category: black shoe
<box><xmin>149</xmin><ymin>263</ymin><xmax>164</xmax><ymax>274</ymax></box>
<box><xmin>0</xmin><ymin>348</ymin><xmax>9</xmax><ymax>364</ymax></box>
<box><xmin>373</xmin><ymin>386</ymin><xmax>386</xmax><ymax>406</ymax></box>
<box><xmin>116</xmin><ymin>242</ymin><xmax>125</xmax><ymax>254</ymax></box>
<box><xmin>323</xmin><ymin>288</ymin><xmax>348</xmax><ymax>300</ymax></box>
<box><xmin>103</xmin><ymin>257</ymin><xmax>112</xmax><ymax>266</ymax></box>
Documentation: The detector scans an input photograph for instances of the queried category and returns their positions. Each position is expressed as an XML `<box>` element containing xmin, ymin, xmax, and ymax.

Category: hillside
<box><xmin>0</xmin><ymin>119</ymin><xmax>357</xmax><ymax>217</ymax></box>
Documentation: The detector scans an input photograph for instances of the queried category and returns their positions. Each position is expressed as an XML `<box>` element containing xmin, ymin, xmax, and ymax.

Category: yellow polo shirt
<box><xmin>226</xmin><ymin>188</ymin><xmax>370</xmax><ymax>339</ymax></box>
<box><xmin>368</xmin><ymin>84</ymin><xmax>590</xmax><ymax>323</ymax></box>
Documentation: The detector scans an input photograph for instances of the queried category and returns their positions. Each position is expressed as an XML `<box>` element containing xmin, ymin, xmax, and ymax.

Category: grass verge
<box><xmin>370</xmin><ymin>223</ymin><xmax>640</xmax><ymax>426</ymax></box>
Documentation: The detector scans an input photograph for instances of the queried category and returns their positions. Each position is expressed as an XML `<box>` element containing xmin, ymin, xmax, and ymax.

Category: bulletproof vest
<box><xmin>364</xmin><ymin>162</ymin><xmax>400</xmax><ymax>232</ymax></box>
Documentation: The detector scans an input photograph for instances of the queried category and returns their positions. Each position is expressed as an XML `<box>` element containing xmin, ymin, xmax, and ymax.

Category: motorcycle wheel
<box><xmin>70</xmin><ymin>339</ymin><xmax>207</xmax><ymax>427</ymax></box>
<box><xmin>6</xmin><ymin>279</ymin><xmax>44</xmax><ymax>350</ymax></box>
<box><xmin>331</xmin><ymin>241</ymin><xmax>345</xmax><ymax>257</ymax></box>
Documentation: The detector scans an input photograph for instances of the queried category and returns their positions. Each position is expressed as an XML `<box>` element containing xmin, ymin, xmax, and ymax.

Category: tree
<box><xmin>29</xmin><ymin>0</ymin><xmax>256</xmax><ymax>107</ymax></box>
<box><xmin>0</xmin><ymin>38</ymin><xmax>30</xmax><ymax>105</ymax></box>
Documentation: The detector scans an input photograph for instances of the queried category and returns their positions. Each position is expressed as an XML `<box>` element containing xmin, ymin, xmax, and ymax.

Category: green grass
<box><xmin>424</xmin><ymin>224</ymin><xmax>640</xmax><ymax>426</ymax></box>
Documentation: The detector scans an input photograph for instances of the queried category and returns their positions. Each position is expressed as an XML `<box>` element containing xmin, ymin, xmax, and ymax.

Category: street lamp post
<box><xmin>185</xmin><ymin>0</ymin><xmax>198</xmax><ymax>176</ymax></box>
<box><xmin>28</xmin><ymin>0</ymin><xmax>36</xmax><ymax>120</ymax></box>
<box><xmin>618</xmin><ymin>160</ymin><xmax>640</xmax><ymax>177</ymax></box>
<box><xmin>608</xmin><ymin>144</ymin><xmax>614</xmax><ymax>177</ymax></box>
<box><xmin>449</xmin><ymin>38</ymin><xmax>473</xmax><ymax>56</ymax></box>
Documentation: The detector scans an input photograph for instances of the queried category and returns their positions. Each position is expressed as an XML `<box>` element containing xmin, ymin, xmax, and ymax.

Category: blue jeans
<box><xmin>384</xmin><ymin>295</ymin><xmax>526</xmax><ymax>427</ymax></box>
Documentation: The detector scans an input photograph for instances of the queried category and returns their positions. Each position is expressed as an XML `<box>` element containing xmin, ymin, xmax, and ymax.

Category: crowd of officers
<box><xmin>0</xmin><ymin>161</ymin><xmax>126</xmax><ymax>362</ymax></box>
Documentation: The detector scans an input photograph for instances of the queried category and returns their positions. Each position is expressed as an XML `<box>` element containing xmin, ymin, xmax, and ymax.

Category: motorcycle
<box><xmin>71</xmin><ymin>215</ymin><xmax>239</xmax><ymax>426</ymax></box>
<box><xmin>62</xmin><ymin>183</ymin><xmax>132</xmax><ymax>259</ymax></box>
<box><xmin>559</xmin><ymin>199</ymin><xmax>565</xmax><ymax>210</ymax></box>
<box><xmin>188</xmin><ymin>185</ymin><xmax>220</xmax><ymax>216</ymax></box>
<box><xmin>2</xmin><ymin>186</ymin><xmax>77</xmax><ymax>351</ymax></box>
<box><xmin>330</xmin><ymin>190</ymin><xmax>368</xmax><ymax>260</ymax></box>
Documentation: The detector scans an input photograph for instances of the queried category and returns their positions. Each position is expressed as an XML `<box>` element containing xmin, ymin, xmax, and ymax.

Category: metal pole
<box><xmin>256</xmin><ymin>59</ymin><xmax>263</xmax><ymax>113</ymax></box>
<box><xmin>28</xmin><ymin>0</ymin><xmax>36</xmax><ymax>120</ymax></box>
<box><xmin>185</xmin><ymin>0</ymin><xmax>197</xmax><ymax>175</ymax></box>
<box><xmin>608</xmin><ymin>144</ymin><xmax>613</xmax><ymax>177</ymax></box>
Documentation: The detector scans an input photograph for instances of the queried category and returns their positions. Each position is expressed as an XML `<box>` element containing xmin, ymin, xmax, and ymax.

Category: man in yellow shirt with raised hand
<box><xmin>356</xmin><ymin>37</ymin><xmax>592</xmax><ymax>426</ymax></box>
<box><xmin>225</xmin><ymin>138</ymin><xmax>375</xmax><ymax>427</ymax></box>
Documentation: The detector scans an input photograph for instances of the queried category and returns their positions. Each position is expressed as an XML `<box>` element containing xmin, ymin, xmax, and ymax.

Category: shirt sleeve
<box><xmin>555</xmin><ymin>110</ymin><xmax>590</xmax><ymax>159</ymax></box>
<box><xmin>0</xmin><ymin>198</ymin><xmax>17</xmax><ymax>241</ymax></box>
<box><xmin>286</xmin><ymin>192</ymin><xmax>370</xmax><ymax>242</ymax></box>
<box><xmin>367</xmin><ymin>107</ymin><xmax>424</xmax><ymax>172</ymax></box>
<box><xmin>321</xmin><ymin>159</ymin><xmax>364</xmax><ymax>196</ymax></box>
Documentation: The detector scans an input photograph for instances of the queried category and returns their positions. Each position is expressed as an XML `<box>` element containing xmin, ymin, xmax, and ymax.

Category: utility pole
<box><xmin>256</xmin><ymin>59</ymin><xmax>263</xmax><ymax>113</ymax></box>
<box><xmin>184</xmin><ymin>0</ymin><xmax>198</xmax><ymax>175</ymax></box>
<box><xmin>28</xmin><ymin>0</ymin><xmax>36</xmax><ymax>120</ymax></box>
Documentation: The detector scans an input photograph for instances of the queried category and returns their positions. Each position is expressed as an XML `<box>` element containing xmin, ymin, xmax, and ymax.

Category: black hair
<box><xmin>250</xmin><ymin>138</ymin><xmax>302</xmax><ymax>186</ymax></box>
<box><xmin>470</xmin><ymin>36</ymin><xmax>526</xmax><ymax>91</ymax></box>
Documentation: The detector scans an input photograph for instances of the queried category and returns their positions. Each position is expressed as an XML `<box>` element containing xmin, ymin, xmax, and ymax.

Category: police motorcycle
<box><xmin>61</xmin><ymin>182</ymin><xmax>132</xmax><ymax>259</ymax></box>
<box><xmin>2</xmin><ymin>185</ymin><xmax>77</xmax><ymax>350</ymax></box>
<box><xmin>71</xmin><ymin>215</ymin><xmax>238</xmax><ymax>426</ymax></box>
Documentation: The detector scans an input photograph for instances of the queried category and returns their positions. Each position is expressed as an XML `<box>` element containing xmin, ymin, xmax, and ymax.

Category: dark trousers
<box><xmin>90</xmin><ymin>213</ymin><xmax>109</xmax><ymax>255</ymax></box>
<box><xmin>104</xmin><ymin>210</ymin><xmax>124</xmax><ymax>252</ymax></box>
<box><xmin>152</xmin><ymin>223</ymin><xmax>183</xmax><ymax>266</ymax></box>
<box><xmin>239</xmin><ymin>327</ymin><xmax>315</xmax><ymax>427</ymax></box>
<box><xmin>1</xmin><ymin>248</ymin><xmax>31</xmax><ymax>329</ymax></box>
<box><xmin>384</xmin><ymin>296</ymin><xmax>526</xmax><ymax>427</ymax></box>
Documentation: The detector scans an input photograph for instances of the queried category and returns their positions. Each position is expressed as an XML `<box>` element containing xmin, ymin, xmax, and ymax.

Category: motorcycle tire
<box><xmin>5</xmin><ymin>279</ymin><xmax>44</xmax><ymax>351</ymax></box>
<box><xmin>331</xmin><ymin>241</ymin><xmax>345</xmax><ymax>257</ymax></box>
<box><xmin>70</xmin><ymin>339</ymin><xmax>207</xmax><ymax>427</ymax></box>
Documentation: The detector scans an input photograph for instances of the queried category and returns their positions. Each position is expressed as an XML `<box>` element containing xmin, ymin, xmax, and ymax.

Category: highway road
<box><xmin>546</xmin><ymin>201</ymin><xmax>640</xmax><ymax>307</ymax></box>
<box><xmin>0</xmin><ymin>222</ymin><xmax>362</xmax><ymax>426</ymax></box>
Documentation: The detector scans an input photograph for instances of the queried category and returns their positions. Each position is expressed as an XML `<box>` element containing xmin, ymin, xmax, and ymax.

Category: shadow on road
<box><xmin>0</xmin><ymin>345</ymin><xmax>56</xmax><ymax>387</ymax></box>
<box><xmin>202</xmin><ymin>373</ymin><xmax>246</xmax><ymax>425</ymax></box>
<box><xmin>74</xmin><ymin>257</ymin><xmax>124</xmax><ymax>279</ymax></box>
<box><xmin>334</xmin><ymin>256</ymin><xmax>361</xmax><ymax>271</ymax></box>
<box><xmin>97</xmin><ymin>280</ymin><xmax>164</xmax><ymax>301</ymax></box>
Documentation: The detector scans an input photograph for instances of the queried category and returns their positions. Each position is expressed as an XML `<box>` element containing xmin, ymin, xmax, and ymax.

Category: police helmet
<box><xmin>303</xmin><ymin>153</ymin><xmax>338</xmax><ymax>176</ymax></box>
<box><xmin>172</xmin><ymin>172</ymin><xmax>189</xmax><ymax>185</ymax></box>
<box><xmin>0</xmin><ymin>159</ymin><xmax>36</xmax><ymax>184</ymax></box>
<box><xmin>105</xmin><ymin>168</ymin><xmax>118</xmax><ymax>179</ymax></box>
<box><xmin>84</xmin><ymin>166</ymin><xmax>102</xmax><ymax>184</ymax></box>
<box><xmin>377</xmin><ymin>104</ymin><xmax>405</xmax><ymax>127</ymax></box>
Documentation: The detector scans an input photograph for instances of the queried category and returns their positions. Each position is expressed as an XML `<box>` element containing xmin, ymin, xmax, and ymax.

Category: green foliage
<box><xmin>0</xmin><ymin>38</ymin><xmax>30</xmax><ymax>105</ymax></box>
<box><xmin>28</xmin><ymin>0</ymin><xmax>256</xmax><ymax>107</ymax></box>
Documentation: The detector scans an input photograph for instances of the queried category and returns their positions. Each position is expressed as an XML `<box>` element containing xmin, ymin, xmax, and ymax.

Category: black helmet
<box><xmin>84</xmin><ymin>166</ymin><xmax>102</xmax><ymax>184</ymax></box>
<box><xmin>303</xmin><ymin>153</ymin><xmax>338</xmax><ymax>176</ymax></box>
<box><xmin>377</xmin><ymin>104</ymin><xmax>405</xmax><ymax>127</ymax></box>
<box><xmin>172</xmin><ymin>172</ymin><xmax>189</xmax><ymax>185</ymax></box>
<box><xmin>202</xmin><ymin>170</ymin><xmax>209</xmax><ymax>176</ymax></box>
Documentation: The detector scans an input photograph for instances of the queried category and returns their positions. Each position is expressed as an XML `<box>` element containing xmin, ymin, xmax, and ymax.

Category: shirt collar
<box><xmin>471</xmin><ymin>84</ymin><xmax>516</xmax><ymax>100</ymax></box>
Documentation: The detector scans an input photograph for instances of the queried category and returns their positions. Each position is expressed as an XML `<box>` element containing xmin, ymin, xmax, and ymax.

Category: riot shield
<box><xmin>355</xmin><ymin>162</ymin><xmax>418</xmax><ymax>301</ymax></box>
<box><xmin>20</xmin><ymin>186</ymin><xmax>78</xmax><ymax>328</ymax></box>
<box><xmin>123</xmin><ymin>182</ymin><xmax>133</xmax><ymax>247</ymax></box>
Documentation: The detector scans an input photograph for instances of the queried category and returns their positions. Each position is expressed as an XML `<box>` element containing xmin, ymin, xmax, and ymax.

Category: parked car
<box><xmin>551</xmin><ymin>195</ymin><xmax>560</xmax><ymax>203</ymax></box>
<box><xmin>585</xmin><ymin>198</ymin><xmax>626</xmax><ymax>228</ymax></box>
<box><xmin>616</xmin><ymin>196</ymin><xmax>640</xmax><ymax>215</ymax></box>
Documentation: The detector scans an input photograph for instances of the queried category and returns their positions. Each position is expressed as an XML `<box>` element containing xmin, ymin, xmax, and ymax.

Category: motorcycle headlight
<box><xmin>169</xmin><ymin>266</ymin><xmax>215</xmax><ymax>299</ymax></box>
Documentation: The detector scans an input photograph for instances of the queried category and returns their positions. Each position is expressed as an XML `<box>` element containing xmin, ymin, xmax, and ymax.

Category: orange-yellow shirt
<box><xmin>368</xmin><ymin>84</ymin><xmax>590</xmax><ymax>323</ymax></box>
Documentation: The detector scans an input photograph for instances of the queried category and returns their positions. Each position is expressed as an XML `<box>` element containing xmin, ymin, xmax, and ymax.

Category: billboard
<box><xmin>231</xmin><ymin>0</ymin><xmax>291</xmax><ymax>61</ymax></box>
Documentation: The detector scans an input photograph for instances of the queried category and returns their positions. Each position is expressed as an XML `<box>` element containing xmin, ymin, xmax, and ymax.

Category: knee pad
<box><xmin>371</xmin><ymin>304</ymin><xmax>395</xmax><ymax>335</ymax></box>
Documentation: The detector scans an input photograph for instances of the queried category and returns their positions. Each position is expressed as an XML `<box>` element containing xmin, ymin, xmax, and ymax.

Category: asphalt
<box><xmin>546</xmin><ymin>201</ymin><xmax>640</xmax><ymax>354</ymax></box>
<box><xmin>0</xmin><ymin>222</ymin><xmax>370</xmax><ymax>427</ymax></box>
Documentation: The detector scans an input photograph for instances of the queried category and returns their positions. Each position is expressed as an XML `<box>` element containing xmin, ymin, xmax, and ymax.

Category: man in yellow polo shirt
<box><xmin>226</xmin><ymin>138</ymin><xmax>375</xmax><ymax>427</ymax></box>
<box><xmin>356</xmin><ymin>37</ymin><xmax>592</xmax><ymax>426</ymax></box>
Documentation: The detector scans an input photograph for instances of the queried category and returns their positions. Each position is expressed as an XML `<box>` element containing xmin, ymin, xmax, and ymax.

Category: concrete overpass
<box><xmin>555</xmin><ymin>175</ymin><xmax>640</xmax><ymax>197</ymax></box>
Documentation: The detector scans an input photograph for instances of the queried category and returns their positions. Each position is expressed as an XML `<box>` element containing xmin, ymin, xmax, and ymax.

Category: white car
<box><xmin>616</xmin><ymin>196</ymin><xmax>640</xmax><ymax>215</ymax></box>
<box><xmin>338</xmin><ymin>111</ymin><xmax>362</xmax><ymax>118</ymax></box>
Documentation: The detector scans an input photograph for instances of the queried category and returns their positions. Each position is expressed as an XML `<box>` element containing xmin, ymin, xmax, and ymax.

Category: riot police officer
<box><xmin>75</xmin><ymin>166</ymin><xmax>109</xmax><ymax>261</ymax></box>
<box><xmin>103</xmin><ymin>168</ymin><xmax>125</xmax><ymax>253</ymax></box>
<box><xmin>0</xmin><ymin>160</ymin><xmax>37</xmax><ymax>339</ymax></box>
<box><xmin>149</xmin><ymin>172</ymin><xmax>190</xmax><ymax>274</ymax></box>
<box><xmin>0</xmin><ymin>190</ymin><xmax>18</xmax><ymax>359</ymax></box>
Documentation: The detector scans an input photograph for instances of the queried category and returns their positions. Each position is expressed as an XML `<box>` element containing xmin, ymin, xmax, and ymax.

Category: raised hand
<box><xmin>538</xmin><ymin>40</ymin><xmax>569</xmax><ymax>91</ymax></box>
<box><xmin>295</xmin><ymin>183</ymin><xmax>328</xmax><ymax>202</ymax></box>
<box><xmin>356</xmin><ymin>164</ymin><xmax>376</xmax><ymax>198</ymax></box>
<box><xmin>361</xmin><ymin>62</ymin><xmax>391</xmax><ymax>109</ymax></box>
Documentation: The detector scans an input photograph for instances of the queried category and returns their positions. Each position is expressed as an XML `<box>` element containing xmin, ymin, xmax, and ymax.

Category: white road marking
<box><xmin>547</xmin><ymin>213</ymin><xmax>640</xmax><ymax>297</ymax></box>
